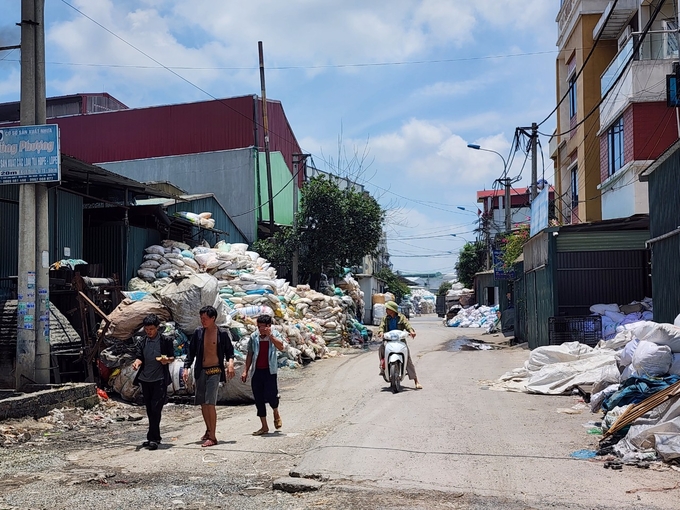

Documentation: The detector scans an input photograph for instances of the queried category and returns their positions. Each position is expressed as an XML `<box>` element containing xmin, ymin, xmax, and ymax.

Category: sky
<box><xmin>0</xmin><ymin>0</ymin><xmax>558</xmax><ymax>276</ymax></box>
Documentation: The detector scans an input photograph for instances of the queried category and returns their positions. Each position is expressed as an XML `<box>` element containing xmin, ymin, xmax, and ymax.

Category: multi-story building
<box><xmin>552</xmin><ymin>0</ymin><xmax>679</xmax><ymax>223</ymax></box>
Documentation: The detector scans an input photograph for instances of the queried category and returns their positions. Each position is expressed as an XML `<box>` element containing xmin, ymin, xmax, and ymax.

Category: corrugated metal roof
<box><xmin>0</xmin><ymin>300</ymin><xmax>81</xmax><ymax>352</ymax></box>
<box><xmin>15</xmin><ymin>95</ymin><xmax>303</xmax><ymax>186</ymax></box>
<box><xmin>556</xmin><ymin>230</ymin><xmax>649</xmax><ymax>252</ymax></box>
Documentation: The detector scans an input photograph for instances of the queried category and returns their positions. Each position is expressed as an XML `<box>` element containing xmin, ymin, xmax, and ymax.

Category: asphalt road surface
<box><xmin>2</xmin><ymin>315</ymin><xmax>680</xmax><ymax>509</ymax></box>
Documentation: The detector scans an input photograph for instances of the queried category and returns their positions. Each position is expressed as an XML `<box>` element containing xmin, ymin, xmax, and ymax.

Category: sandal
<box><xmin>201</xmin><ymin>431</ymin><xmax>210</xmax><ymax>441</ymax></box>
<box><xmin>252</xmin><ymin>428</ymin><xmax>268</xmax><ymax>436</ymax></box>
<box><xmin>201</xmin><ymin>438</ymin><xmax>218</xmax><ymax>447</ymax></box>
<box><xmin>274</xmin><ymin>417</ymin><xmax>282</xmax><ymax>430</ymax></box>
<box><xmin>415</xmin><ymin>382</ymin><xmax>423</xmax><ymax>390</ymax></box>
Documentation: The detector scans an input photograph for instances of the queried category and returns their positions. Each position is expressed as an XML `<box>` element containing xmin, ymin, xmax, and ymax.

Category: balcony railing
<box><xmin>601</xmin><ymin>31</ymin><xmax>679</xmax><ymax>97</ymax></box>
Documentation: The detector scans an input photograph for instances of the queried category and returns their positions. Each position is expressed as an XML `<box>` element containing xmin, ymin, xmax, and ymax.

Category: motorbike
<box><xmin>381</xmin><ymin>330</ymin><xmax>409</xmax><ymax>393</ymax></box>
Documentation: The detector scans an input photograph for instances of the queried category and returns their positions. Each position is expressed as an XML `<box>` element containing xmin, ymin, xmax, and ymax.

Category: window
<box><xmin>570</xmin><ymin>166</ymin><xmax>578</xmax><ymax>208</ymax></box>
<box><xmin>608</xmin><ymin>116</ymin><xmax>624</xmax><ymax>176</ymax></box>
<box><xmin>568</xmin><ymin>75</ymin><xmax>577</xmax><ymax>119</ymax></box>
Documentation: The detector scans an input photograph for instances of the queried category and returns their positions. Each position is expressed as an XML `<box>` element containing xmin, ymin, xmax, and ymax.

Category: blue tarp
<box><xmin>602</xmin><ymin>375</ymin><xmax>680</xmax><ymax>412</ymax></box>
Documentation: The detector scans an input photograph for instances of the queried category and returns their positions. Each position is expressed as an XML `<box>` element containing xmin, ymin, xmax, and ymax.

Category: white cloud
<box><xmin>0</xmin><ymin>0</ymin><xmax>557</xmax><ymax>273</ymax></box>
<box><xmin>0</xmin><ymin>65</ymin><xmax>19</xmax><ymax>97</ymax></box>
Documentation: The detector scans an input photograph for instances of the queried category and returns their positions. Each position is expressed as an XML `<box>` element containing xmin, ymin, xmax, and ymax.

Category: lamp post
<box><xmin>467</xmin><ymin>143</ymin><xmax>511</xmax><ymax>233</ymax></box>
<box><xmin>450</xmin><ymin>233</ymin><xmax>471</xmax><ymax>243</ymax></box>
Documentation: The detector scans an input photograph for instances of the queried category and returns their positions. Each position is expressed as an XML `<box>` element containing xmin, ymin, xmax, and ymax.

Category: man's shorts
<box><xmin>195</xmin><ymin>368</ymin><xmax>220</xmax><ymax>405</ymax></box>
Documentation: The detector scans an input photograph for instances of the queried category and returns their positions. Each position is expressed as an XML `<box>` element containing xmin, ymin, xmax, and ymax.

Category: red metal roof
<box><xmin>6</xmin><ymin>95</ymin><xmax>303</xmax><ymax>186</ymax></box>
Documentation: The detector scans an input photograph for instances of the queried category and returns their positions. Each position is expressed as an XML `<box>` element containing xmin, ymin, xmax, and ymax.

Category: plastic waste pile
<box><xmin>336</xmin><ymin>273</ymin><xmax>365</xmax><ymax>320</ymax></box>
<box><xmin>408</xmin><ymin>288</ymin><xmax>436</xmax><ymax>314</ymax></box>
<box><xmin>589</xmin><ymin>299</ymin><xmax>653</xmax><ymax>340</ymax></box>
<box><xmin>494</xmin><ymin>315</ymin><xmax>680</xmax><ymax>466</ymax></box>
<box><xmin>447</xmin><ymin>282</ymin><xmax>475</xmax><ymax>307</ymax></box>
<box><xmin>103</xmin><ymin>239</ymin><xmax>357</xmax><ymax>403</ymax></box>
<box><xmin>174</xmin><ymin>211</ymin><xmax>215</xmax><ymax>229</ymax></box>
<box><xmin>371</xmin><ymin>292</ymin><xmax>395</xmax><ymax>325</ymax></box>
<box><xmin>447</xmin><ymin>304</ymin><xmax>499</xmax><ymax>331</ymax></box>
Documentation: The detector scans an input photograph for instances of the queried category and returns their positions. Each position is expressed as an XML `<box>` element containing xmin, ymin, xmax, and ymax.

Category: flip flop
<box><xmin>415</xmin><ymin>383</ymin><xmax>423</xmax><ymax>390</ymax></box>
<box><xmin>274</xmin><ymin>417</ymin><xmax>282</xmax><ymax>429</ymax></box>
<box><xmin>201</xmin><ymin>438</ymin><xmax>218</xmax><ymax>447</ymax></box>
<box><xmin>201</xmin><ymin>431</ymin><xmax>210</xmax><ymax>441</ymax></box>
<box><xmin>252</xmin><ymin>429</ymin><xmax>268</xmax><ymax>436</ymax></box>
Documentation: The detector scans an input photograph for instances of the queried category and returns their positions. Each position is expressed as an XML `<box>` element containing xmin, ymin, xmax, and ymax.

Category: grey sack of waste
<box><xmin>159</xmin><ymin>273</ymin><xmax>231</xmax><ymax>333</ymax></box>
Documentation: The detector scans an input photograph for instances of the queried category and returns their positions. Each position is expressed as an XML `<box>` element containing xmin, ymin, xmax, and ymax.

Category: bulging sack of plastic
<box><xmin>167</xmin><ymin>359</ymin><xmax>192</xmax><ymax>396</ymax></box>
<box><xmin>617</xmin><ymin>339</ymin><xmax>639</xmax><ymax>367</ymax></box>
<box><xmin>158</xmin><ymin>273</ymin><xmax>230</xmax><ymax>334</ymax></box>
<box><xmin>631</xmin><ymin>340</ymin><xmax>672</xmax><ymax>377</ymax></box>
<box><xmin>231</xmin><ymin>305</ymin><xmax>274</xmax><ymax>318</ymax></box>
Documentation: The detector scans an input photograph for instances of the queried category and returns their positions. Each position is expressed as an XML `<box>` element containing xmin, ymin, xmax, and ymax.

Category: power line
<box><xmin>539</xmin><ymin>0</ymin><xmax>666</xmax><ymax>138</ymax></box>
<box><xmin>0</xmin><ymin>50</ymin><xmax>560</xmax><ymax>71</ymax></box>
<box><xmin>537</xmin><ymin>0</ymin><xmax>621</xmax><ymax>128</ymax></box>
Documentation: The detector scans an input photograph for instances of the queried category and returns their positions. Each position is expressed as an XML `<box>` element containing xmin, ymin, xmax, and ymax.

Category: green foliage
<box><xmin>258</xmin><ymin>176</ymin><xmax>384</xmax><ymax>284</ymax></box>
<box><xmin>437</xmin><ymin>281</ymin><xmax>453</xmax><ymax>296</ymax></box>
<box><xmin>374</xmin><ymin>267</ymin><xmax>410</xmax><ymax>302</ymax></box>
<box><xmin>499</xmin><ymin>225</ymin><xmax>530</xmax><ymax>269</ymax></box>
<box><xmin>455</xmin><ymin>241</ymin><xmax>486</xmax><ymax>288</ymax></box>
<box><xmin>252</xmin><ymin>226</ymin><xmax>298</xmax><ymax>270</ymax></box>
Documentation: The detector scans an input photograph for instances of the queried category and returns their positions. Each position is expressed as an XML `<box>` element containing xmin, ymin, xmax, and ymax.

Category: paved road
<box><xmin>290</xmin><ymin>316</ymin><xmax>680</xmax><ymax>509</ymax></box>
<box><xmin>2</xmin><ymin>316</ymin><xmax>680</xmax><ymax>509</ymax></box>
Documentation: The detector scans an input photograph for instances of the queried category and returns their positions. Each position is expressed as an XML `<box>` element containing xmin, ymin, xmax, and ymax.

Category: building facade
<box><xmin>552</xmin><ymin>0</ymin><xmax>679</xmax><ymax>223</ymax></box>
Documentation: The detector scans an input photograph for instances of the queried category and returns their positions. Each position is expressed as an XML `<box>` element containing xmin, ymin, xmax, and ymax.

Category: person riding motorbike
<box><xmin>377</xmin><ymin>301</ymin><xmax>422</xmax><ymax>390</ymax></box>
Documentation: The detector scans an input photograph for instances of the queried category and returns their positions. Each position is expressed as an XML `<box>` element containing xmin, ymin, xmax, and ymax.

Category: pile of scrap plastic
<box><xmin>447</xmin><ymin>282</ymin><xmax>475</xmax><ymax>307</ymax></box>
<box><xmin>492</xmin><ymin>318</ymin><xmax>680</xmax><ymax>465</ymax></box>
<box><xmin>409</xmin><ymin>289</ymin><xmax>436</xmax><ymax>314</ymax></box>
<box><xmin>336</xmin><ymin>273</ymin><xmax>365</xmax><ymax>319</ymax></box>
<box><xmin>101</xmin><ymin>239</ymin><xmax>358</xmax><ymax>403</ymax></box>
<box><xmin>588</xmin><ymin>299</ymin><xmax>653</xmax><ymax>340</ymax></box>
<box><xmin>447</xmin><ymin>304</ymin><xmax>499</xmax><ymax>331</ymax></box>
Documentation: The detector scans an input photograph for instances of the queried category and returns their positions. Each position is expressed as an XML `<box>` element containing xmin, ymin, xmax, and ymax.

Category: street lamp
<box><xmin>450</xmin><ymin>233</ymin><xmax>471</xmax><ymax>243</ymax></box>
<box><xmin>467</xmin><ymin>143</ymin><xmax>511</xmax><ymax>233</ymax></box>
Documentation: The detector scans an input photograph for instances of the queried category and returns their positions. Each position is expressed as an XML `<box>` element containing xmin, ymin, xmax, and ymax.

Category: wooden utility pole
<box><xmin>258</xmin><ymin>41</ymin><xmax>275</xmax><ymax>232</ymax></box>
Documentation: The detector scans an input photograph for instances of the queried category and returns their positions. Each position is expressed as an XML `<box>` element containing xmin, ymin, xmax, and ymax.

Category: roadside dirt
<box><xmin>2</xmin><ymin>319</ymin><xmax>680</xmax><ymax>509</ymax></box>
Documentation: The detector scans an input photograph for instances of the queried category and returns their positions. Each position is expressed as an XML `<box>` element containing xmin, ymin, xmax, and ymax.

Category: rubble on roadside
<box><xmin>0</xmin><ymin>399</ymin><xmax>152</xmax><ymax>447</ymax></box>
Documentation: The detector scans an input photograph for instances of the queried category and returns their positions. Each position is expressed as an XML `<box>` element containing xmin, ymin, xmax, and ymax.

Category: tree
<box><xmin>254</xmin><ymin>176</ymin><xmax>384</xmax><ymax>286</ymax></box>
<box><xmin>498</xmin><ymin>225</ymin><xmax>530</xmax><ymax>269</ymax></box>
<box><xmin>374</xmin><ymin>267</ymin><xmax>411</xmax><ymax>303</ymax></box>
<box><xmin>455</xmin><ymin>241</ymin><xmax>486</xmax><ymax>288</ymax></box>
<box><xmin>437</xmin><ymin>281</ymin><xmax>453</xmax><ymax>296</ymax></box>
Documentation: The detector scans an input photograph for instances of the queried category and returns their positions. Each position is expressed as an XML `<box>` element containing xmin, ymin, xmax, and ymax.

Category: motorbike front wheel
<box><xmin>390</xmin><ymin>361</ymin><xmax>402</xmax><ymax>394</ymax></box>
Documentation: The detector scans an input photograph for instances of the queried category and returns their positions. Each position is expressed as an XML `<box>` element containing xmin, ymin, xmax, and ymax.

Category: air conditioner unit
<box><xmin>618</xmin><ymin>26</ymin><xmax>632</xmax><ymax>51</ymax></box>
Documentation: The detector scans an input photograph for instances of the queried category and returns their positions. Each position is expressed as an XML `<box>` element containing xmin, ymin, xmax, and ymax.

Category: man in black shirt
<box><xmin>132</xmin><ymin>314</ymin><xmax>174</xmax><ymax>450</ymax></box>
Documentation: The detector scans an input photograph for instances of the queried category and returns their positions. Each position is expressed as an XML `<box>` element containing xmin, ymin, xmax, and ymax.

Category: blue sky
<box><xmin>0</xmin><ymin>0</ymin><xmax>558</xmax><ymax>276</ymax></box>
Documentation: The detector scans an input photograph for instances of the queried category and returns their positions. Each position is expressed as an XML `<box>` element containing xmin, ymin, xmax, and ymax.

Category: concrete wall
<box><xmin>0</xmin><ymin>383</ymin><xmax>97</xmax><ymax>420</ymax></box>
<box><xmin>100</xmin><ymin>148</ymin><xmax>258</xmax><ymax>243</ymax></box>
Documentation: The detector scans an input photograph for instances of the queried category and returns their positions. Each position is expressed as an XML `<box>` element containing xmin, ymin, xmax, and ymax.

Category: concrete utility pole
<box><xmin>34</xmin><ymin>0</ymin><xmax>50</xmax><ymax>386</ymax></box>
<box><xmin>531</xmin><ymin>122</ymin><xmax>538</xmax><ymax>201</ymax></box>
<box><xmin>502</xmin><ymin>178</ymin><xmax>512</xmax><ymax>232</ymax></box>
<box><xmin>16</xmin><ymin>0</ymin><xmax>50</xmax><ymax>389</ymax></box>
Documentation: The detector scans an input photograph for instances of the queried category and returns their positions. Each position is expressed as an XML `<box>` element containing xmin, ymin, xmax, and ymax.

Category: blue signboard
<box><xmin>530</xmin><ymin>186</ymin><xmax>549</xmax><ymax>237</ymax></box>
<box><xmin>493</xmin><ymin>249</ymin><xmax>516</xmax><ymax>280</ymax></box>
<box><xmin>0</xmin><ymin>124</ymin><xmax>60</xmax><ymax>184</ymax></box>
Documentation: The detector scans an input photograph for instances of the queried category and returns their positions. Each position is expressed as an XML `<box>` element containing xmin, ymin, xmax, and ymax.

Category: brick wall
<box><xmin>633</xmin><ymin>102</ymin><xmax>678</xmax><ymax>160</ymax></box>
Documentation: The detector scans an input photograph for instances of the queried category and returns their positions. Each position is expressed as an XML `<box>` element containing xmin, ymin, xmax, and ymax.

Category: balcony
<box><xmin>600</xmin><ymin>31</ymin><xmax>677</xmax><ymax>128</ymax></box>
<box><xmin>593</xmin><ymin>0</ymin><xmax>638</xmax><ymax>40</ymax></box>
